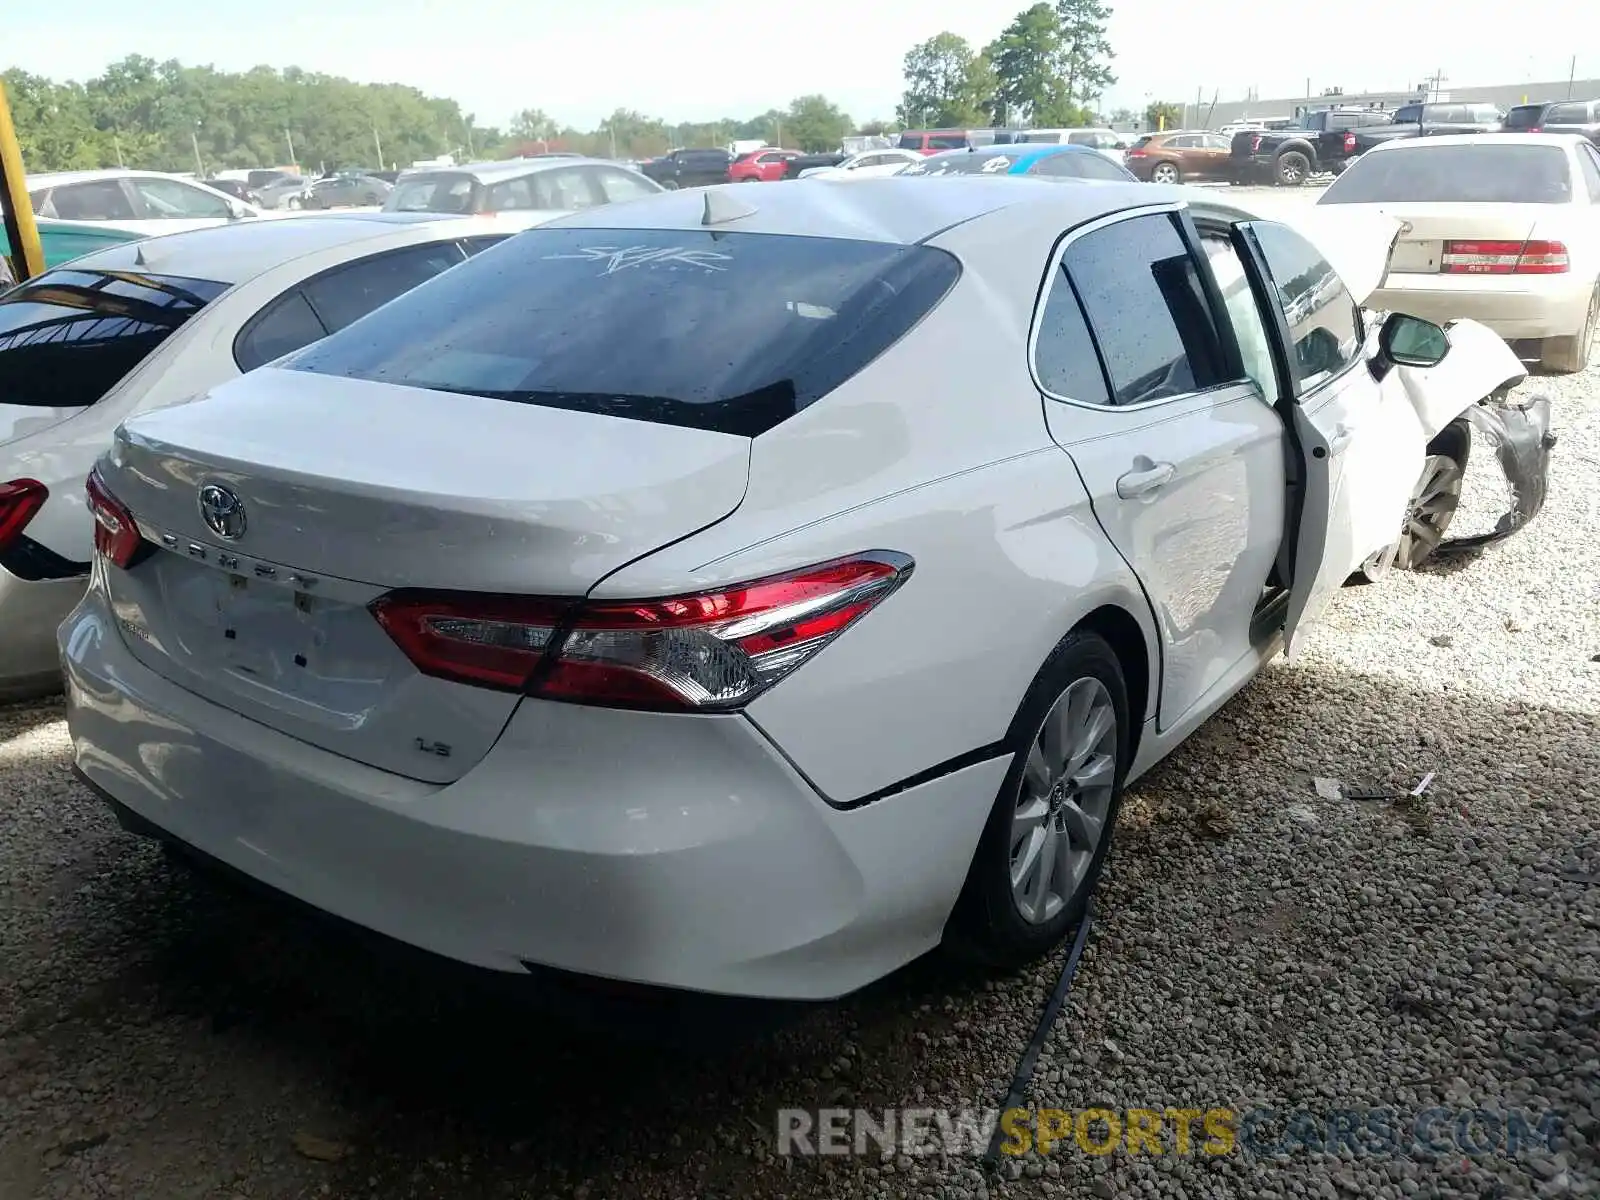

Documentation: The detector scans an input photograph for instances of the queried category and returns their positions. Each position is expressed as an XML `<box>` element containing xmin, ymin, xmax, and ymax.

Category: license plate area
<box><xmin>1390</xmin><ymin>239</ymin><xmax>1443</xmax><ymax>274</ymax></box>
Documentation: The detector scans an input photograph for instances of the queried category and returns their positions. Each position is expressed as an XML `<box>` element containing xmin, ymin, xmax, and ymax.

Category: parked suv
<box><xmin>1537</xmin><ymin>99</ymin><xmax>1600</xmax><ymax>146</ymax></box>
<box><xmin>638</xmin><ymin>149</ymin><xmax>733</xmax><ymax>189</ymax></box>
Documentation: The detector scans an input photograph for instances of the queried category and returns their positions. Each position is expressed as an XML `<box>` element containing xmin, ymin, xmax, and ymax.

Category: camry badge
<box><xmin>198</xmin><ymin>483</ymin><xmax>247</xmax><ymax>541</ymax></box>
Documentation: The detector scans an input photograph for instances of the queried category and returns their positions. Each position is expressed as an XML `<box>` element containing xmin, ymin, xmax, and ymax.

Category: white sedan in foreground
<box><xmin>0</xmin><ymin>214</ymin><xmax>515</xmax><ymax>699</ymax></box>
<box><xmin>1317</xmin><ymin>133</ymin><xmax>1600</xmax><ymax>373</ymax></box>
<box><xmin>62</xmin><ymin>178</ymin><xmax>1543</xmax><ymax>1000</ymax></box>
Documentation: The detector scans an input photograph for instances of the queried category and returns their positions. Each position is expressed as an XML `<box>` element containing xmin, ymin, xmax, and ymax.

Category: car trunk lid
<box><xmin>1330</xmin><ymin>203</ymin><xmax>1540</xmax><ymax>274</ymax></box>
<box><xmin>97</xmin><ymin>368</ymin><xmax>752</xmax><ymax>782</ymax></box>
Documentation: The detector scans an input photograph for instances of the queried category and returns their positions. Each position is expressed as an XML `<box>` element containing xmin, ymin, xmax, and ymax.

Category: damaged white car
<box><xmin>62</xmin><ymin>181</ymin><xmax>1554</xmax><ymax>1000</ymax></box>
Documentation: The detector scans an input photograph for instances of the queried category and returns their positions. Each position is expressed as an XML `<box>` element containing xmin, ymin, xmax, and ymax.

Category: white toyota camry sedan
<box><xmin>61</xmin><ymin>178</ymin><xmax>1542</xmax><ymax>1001</ymax></box>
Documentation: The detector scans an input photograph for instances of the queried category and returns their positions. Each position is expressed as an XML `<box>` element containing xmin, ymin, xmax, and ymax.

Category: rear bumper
<box><xmin>0</xmin><ymin>567</ymin><xmax>83</xmax><ymax>700</ymax></box>
<box><xmin>60</xmin><ymin>587</ymin><xmax>1002</xmax><ymax>1000</ymax></box>
<box><xmin>1371</xmin><ymin>276</ymin><xmax>1592</xmax><ymax>341</ymax></box>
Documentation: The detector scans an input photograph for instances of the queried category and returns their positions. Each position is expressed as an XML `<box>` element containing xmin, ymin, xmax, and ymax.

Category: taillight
<box><xmin>85</xmin><ymin>468</ymin><xmax>142</xmax><ymax>568</ymax></box>
<box><xmin>1441</xmin><ymin>239</ymin><xmax>1569</xmax><ymax>275</ymax></box>
<box><xmin>1529</xmin><ymin>126</ymin><xmax>1543</xmax><ymax>133</ymax></box>
<box><xmin>0</xmin><ymin>479</ymin><xmax>48</xmax><ymax>554</ymax></box>
<box><xmin>1250</xmin><ymin>135</ymin><xmax>1262</xmax><ymax>152</ymax></box>
<box><xmin>1343</xmin><ymin>132</ymin><xmax>1356</xmax><ymax>152</ymax></box>
<box><xmin>371</xmin><ymin>552</ymin><xmax>914</xmax><ymax>710</ymax></box>
<box><xmin>1126</xmin><ymin>149</ymin><xmax>1146</xmax><ymax>158</ymax></box>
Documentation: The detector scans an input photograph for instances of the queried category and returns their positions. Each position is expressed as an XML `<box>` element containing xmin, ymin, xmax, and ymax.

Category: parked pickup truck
<box><xmin>638</xmin><ymin>148</ymin><xmax>733</xmax><ymax>189</ymax></box>
<box><xmin>1231</xmin><ymin>101</ymin><xmax>1505</xmax><ymax>186</ymax></box>
<box><xmin>783</xmin><ymin>152</ymin><xmax>847</xmax><ymax>179</ymax></box>
<box><xmin>1228</xmin><ymin>108</ymin><xmax>1397</xmax><ymax>186</ymax></box>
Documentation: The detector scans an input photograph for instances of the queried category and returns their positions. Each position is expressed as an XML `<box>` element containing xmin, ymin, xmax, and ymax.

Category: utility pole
<box><xmin>284</xmin><ymin>127</ymin><xmax>297</xmax><ymax>169</ymax></box>
<box><xmin>113</xmin><ymin>132</ymin><xmax>126</xmax><ymax>169</ymax></box>
<box><xmin>465</xmin><ymin>124</ymin><xmax>475</xmax><ymax>159</ymax></box>
<box><xmin>373</xmin><ymin>126</ymin><xmax>385</xmax><ymax>171</ymax></box>
<box><xmin>607</xmin><ymin>122</ymin><xmax>617</xmax><ymax>159</ymax></box>
<box><xmin>0</xmin><ymin>79</ymin><xmax>44</xmax><ymax>281</ymax></box>
<box><xmin>1568</xmin><ymin>55</ymin><xmax>1577</xmax><ymax>99</ymax></box>
<box><xmin>191</xmin><ymin>123</ymin><xmax>205</xmax><ymax>179</ymax></box>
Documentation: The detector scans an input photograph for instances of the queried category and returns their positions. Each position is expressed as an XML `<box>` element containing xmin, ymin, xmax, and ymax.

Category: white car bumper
<box><xmin>1371</xmin><ymin>274</ymin><xmax>1593</xmax><ymax>342</ymax></box>
<box><xmin>60</xmin><ymin>586</ymin><xmax>1002</xmax><ymax>1000</ymax></box>
<box><xmin>0</xmin><ymin>567</ymin><xmax>85</xmax><ymax>700</ymax></box>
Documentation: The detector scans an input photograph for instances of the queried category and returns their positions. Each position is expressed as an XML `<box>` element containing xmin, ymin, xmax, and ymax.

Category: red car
<box><xmin>727</xmin><ymin>148</ymin><xmax>801</xmax><ymax>182</ymax></box>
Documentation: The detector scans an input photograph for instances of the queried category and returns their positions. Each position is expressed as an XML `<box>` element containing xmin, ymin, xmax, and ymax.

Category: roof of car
<box><xmin>58</xmin><ymin>213</ymin><xmax>487</xmax><ymax>285</ymax></box>
<box><xmin>400</xmin><ymin>157</ymin><xmax>620</xmax><ymax>183</ymax></box>
<box><xmin>25</xmin><ymin>168</ymin><xmax>194</xmax><ymax>191</ymax></box>
<box><xmin>543</xmin><ymin>175</ymin><xmax>1159</xmax><ymax>245</ymax></box>
<box><xmin>1365</xmin><ymin>132</ymin><xmax>1589</xmax><ymax>152</ymax></box>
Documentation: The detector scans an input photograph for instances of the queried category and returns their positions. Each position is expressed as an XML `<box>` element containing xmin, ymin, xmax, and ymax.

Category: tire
<box><xmin>1275</xmin><ymin>150</ymin><xmax>1311</xmax><ymax>186</ymax></box>
<box><xmin>1150</xmin><ymin>161</ymin><xmax>1181</xmax><ymax>185</ymax></box>
<box><xmin>286</xmin><ymin>196</ymin><xmax>303</xmax><ymax>210</ymax></box>
<box><xmin>1539</xmin><ymin>284</ymin><xmax>1599</xmax><ymax>374</ymax></box>
<box><xmin>945</xmin><ymin>630</ymin><xmax>1130</xmax><ymax>968</ymax></box>
<box><xmin>1394</xmin><ymin>418</ymin><xmax>1471</xmax><ymax>571</ymax></box>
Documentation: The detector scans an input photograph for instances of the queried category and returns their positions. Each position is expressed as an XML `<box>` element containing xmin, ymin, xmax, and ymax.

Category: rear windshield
<box><xmin>283</xmin><ymin>228</ymin><xmax>961</xmax><ymax>437</ymax></box>
<box><xmin>0</xmin><ymin>269</ymin><xmax>228</xmax><ymax>408</ymax></box>
<box><xmin>1503</xmin><ymin>105</ymin><xmax>1547</xmax><ymax>129</ymax></box>
<box><xmin>1319</xmin><ymin>144</ymin><xmax>1572</xmax><ymax>204</ymax></box>
<box><xmin>897</xmin><ymin>133</ymin><xmax>924</xmax><ymax>150</ymax></box>
<box><xmin>387</xmin><ymin>173</ymin><xmax>478</xmax><ymax>214</ymax></box>
<box><xmin>902</xmin><ymin>152</ymin><xmax>1013</xmax><ymax>176</ymax></box>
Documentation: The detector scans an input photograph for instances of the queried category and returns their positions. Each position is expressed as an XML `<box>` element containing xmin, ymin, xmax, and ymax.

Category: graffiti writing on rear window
<box><xmin>543</xmin><ymin>245</ymin><xmax>732</xmax><ymax>275</ymax></box>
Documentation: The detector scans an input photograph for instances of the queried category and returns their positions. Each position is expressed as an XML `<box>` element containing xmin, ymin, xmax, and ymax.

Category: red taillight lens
<box><xmin>85</xmin><ymin>468</ymin><xmax>142</xmax><ymax>568</ymax></box>
<box><xmin>1125</xmin><ymin>149</ymin><xmax>1146</xmax><ymax>158</ymax></box>
<box><xmin>371</xmin><ymin>552</ymin><xmax>914</xmax><ymax>710</ymax></box>
<box><xmin>1343</xmin><ymin>132</ymin><xmax>1356</xmax><ymax>152</ymax></box>
<box><xmin>0</xmin><ymin>478</ymin><xmax>48</xmax><ymax>553</ymax></box>
<box><xmin>1529</xmin><ymin>126</ymin><xmax>1543</xmax><ymax>133</ymax></box>
<box><xmin>1250</xmin><ymin>135</ymin><xmax>1262</xmax><ymax>152</ymax></box>
<box><xmin>1441</xmin><ymin>239</ymin><xmax>1568</xmax><ymax>275</ymax></box>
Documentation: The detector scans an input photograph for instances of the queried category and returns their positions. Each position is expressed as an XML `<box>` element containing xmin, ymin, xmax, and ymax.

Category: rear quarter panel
<box><xmin>595</xmin><ymin>209</ymin><xmax>1160</xmax><ymax>802</ymax></box>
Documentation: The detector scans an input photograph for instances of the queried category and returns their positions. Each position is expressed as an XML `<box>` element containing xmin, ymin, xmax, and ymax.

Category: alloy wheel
<box><xmin>1008</xmin><ymin>677</ymin><xmax>1118</xmax><ymax>925</ymax></box>
<box><xmin>1152</xmin><ymin>163</ymin><xmax>1178</xmax><ymax>184</ymax></box>
<box><xmin>1395</xmin><ymin>453</ymin><xmax>1464</xmax><ymax>568</ymax></box>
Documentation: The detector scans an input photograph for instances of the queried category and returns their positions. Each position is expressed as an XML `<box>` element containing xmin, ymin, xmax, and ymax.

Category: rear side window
<box><xmin>1055</xmin><ymin>213</ymin><xmax>1226</xmax><ymax>406</ymax></box>
<box><xmin>300</xmin><ymin>242</ymin><xmax>467</xmax><ymax>334</ymax></box>
<box><xmin>284</xmin><ymin>228</ymin><xmax>961</xmax><ymax>437</ymax></box>
<box><xmin>1032</xmin><ymin>270</ymin><xmax>1111</xmax><ymax>405</ymax></box>
<box><xmin>1031</xmin><ymin>152</ymin><xmax>1132</xmax><ymax>181</ymax></box>
<box><xmin>0</xmin><ymin>270</ymin><xmax>228</xmax><ymax>408</ymax></box>
<box><xmin>1577</xmin><ymin>145</ymin><xmax>1600</xmax><ymax>202</ymax></box>
<box><xmin>389</xmin><ymin>174</ymin><xmax>477</xmax><ymax>214</ymax></box>
<box><xmin>897</xmin><ymin>133</ymin><xmax>925</xmax><ymax>150</ymax></box>
<box><xmin>37</xmin><ymin>181</ymin><xmax>139</xmax><ymax>221</ymax></box>
<box><xmin>1393</xmin><ymin>105</ymin><xmax>1421</xmax><ymax>123</ymax></box>
<box><xmin>234</xmin><ymin>291</ymin><xmax>326</xmax><ymax>372</ymax></box>
<box><xmin>1547</xmin><ymin>102</ymin><xmax>1590</xmax><ymax>124</ymax></box>
<box><xmin>1321</xmin><ymin>143</ymin><xmax>1572</xmax><ymax>204</ymax></box>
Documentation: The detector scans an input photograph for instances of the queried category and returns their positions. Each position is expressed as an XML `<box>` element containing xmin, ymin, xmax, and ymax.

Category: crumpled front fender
<box><xmin>1392</xmin><ymin>317</ymin><xmax>1529</xmax><ymax>440</ymax></box>
<box><xmin>1438</xmin><ymin>396</ymin><xmax>1557</xmax><ymax>555</ymax></box>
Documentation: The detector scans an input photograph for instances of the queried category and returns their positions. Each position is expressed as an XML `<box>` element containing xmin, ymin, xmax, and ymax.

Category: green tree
<box><xmin>509</xmin><ymin>108</ymin><xmax>558</xmax><ymax>142</ymax></box>
<box><xmin>785</xmin><ymin>95</ymin><xmax>852</xmax><ymax>152</ymax></box>
<box><xmin>1145</xmin><ymin>100</ymin><xmax>1183</xmax><ymax>131</ymax></box>
<box><xmin>988</xmin><ymin>5</ymin><xmax>1068</xmax><ymax>127</ymax></box>
<box><xmin>1055</xmin><ymin>0</ymin><xmax>1116</xmax><ymax>106</ymax></box>
<box><xmin>897</xmin><ymin>32</ymin><xmax>994</xmax><ymax>128</ymax></box>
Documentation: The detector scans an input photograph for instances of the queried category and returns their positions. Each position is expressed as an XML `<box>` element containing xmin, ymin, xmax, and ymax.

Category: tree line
<box><xmin>1</xmin><ymin>56</ymin><xmax>867</xmax><ymax>174</ymax></box>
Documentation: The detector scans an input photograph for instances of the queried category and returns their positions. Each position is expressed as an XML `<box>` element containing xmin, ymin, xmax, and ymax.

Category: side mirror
<box><xmin>1379</xmin><ymin>312</ymin><xmax>1449</xmax><ymax>367</ymax></box>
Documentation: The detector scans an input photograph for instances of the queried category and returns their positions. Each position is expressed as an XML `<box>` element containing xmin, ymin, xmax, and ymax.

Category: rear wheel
<box><xmin>1395</xmin><ymin>419</ymin><xmax>1471</xmax><ymax>570</ymax></box>
<box><xmin>1275</xmin><ymin>151</ymin><xmax>1310</xmax><ymax>186</ymax></box>
<box><xmin>946</xmin><ymin>631</ymin><xmax>1129</xmax><ymax>968</ymax></box>
<box><xmin>1151</xmin><ymin>161</ymin><xmax>1180</xmax><ymax>185</ymax></box>
<box><xmin>1539</xmin><ymin>284</ymin><xmax>1599</xmax><ymax>374</ymax></box>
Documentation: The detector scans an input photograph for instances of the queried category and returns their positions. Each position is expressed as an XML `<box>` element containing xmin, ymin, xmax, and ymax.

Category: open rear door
<box><xmin>1229</xmin><ymin>219</ymin><xmax>1387</xmax><ymax>661</ymax></box>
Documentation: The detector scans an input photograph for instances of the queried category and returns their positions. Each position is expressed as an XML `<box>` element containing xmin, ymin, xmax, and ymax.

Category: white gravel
<box><xmin>1</xmin><ymin>190</ymin><xmax>1595</xmax><ymax>1198</ymax></box>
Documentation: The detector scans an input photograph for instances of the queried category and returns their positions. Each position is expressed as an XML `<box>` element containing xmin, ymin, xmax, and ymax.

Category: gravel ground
<box><xmin>2</xmin><ymin>198</ymin><xmax>1595</xmax><ymax>1200</ymax></box>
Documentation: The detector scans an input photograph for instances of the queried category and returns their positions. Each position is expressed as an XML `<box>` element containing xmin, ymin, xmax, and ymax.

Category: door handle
<box><xmin>1328</xmin><ymin>424</ymin><xmax>1355</xmax><ymax>454</ymax></box>
<box><xmin>1116</xmin><ymin>460</ymin><xmax>1175</xmax><ymax>499</ymax></box>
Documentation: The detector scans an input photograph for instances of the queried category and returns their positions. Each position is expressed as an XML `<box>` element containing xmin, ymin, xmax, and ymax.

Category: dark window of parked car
<box><xmin>0</xmin><ymin>269</ymin><xmax>228</xmax><ymax>408</ymax></box>
<box><xmin>247</xmin><ymin>170</ymin><xmax>289</xmax><ymax>189</ymax></box>
<box><xmin>388</xmin><ymin>173</ymin><xmax>477</xmax><ymax>214</ymax></box>
<box><xmin>1029</xmin><ymin>151</ymin><xmax>1133</xmax><ymax>180</ymax></box>
<box><xmin>300</xmin><ymin>242</ymin><xmax>468</xmax><ymax>335</ymax></box>
<box><xmin>34</xmin><ymin>180</ymin><xmax>140</xmax><ymax>222</ymax></box>
<box><xmin>1547</xmin><ymin>101</ymin><xmax>1595</xmax><ymax>124</ymax></box>
<box><xmin>1246</xmin><ymin>221</ymin><xmax>1362</xmax><ymax>394</ymax></box>
<box><xmin>1321</xmin><ymin>143</ymin><xmax>1572</xmax><ymax>204</ymax></box>
<box><xmin>1393</xmin><ymin>105</ymin><xmax>1422</xmax><ymax>123</ymax></box>
<box><xmin>928</xmin><ymin>134</ymin><xmax>970</xmax><ymax>150</ymax></box>
<box><xmin>233</xmin><ymin>291</ymin><xmax>327</xmax><ymax>372</ymax></box>
<box><xmin>1057</xmin><ymin>213</ymin><xmax>1227</xmax><ymax>406</ymax></box>
<box><xmin>284</xmin><ymin>228</ymin><xmax>962</xmax><ymax>437</ymax></box>
<box><xmin>896</xmin><ymin>133</ymin><xmax>925</xmax><ymax>150</ymax></box>
<box><xmin>1504</xmin><ymin>104</ymin><xmax>1551</xmax><ymax>130</ymax></box>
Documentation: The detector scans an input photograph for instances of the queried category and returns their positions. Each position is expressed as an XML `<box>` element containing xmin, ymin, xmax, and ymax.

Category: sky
<box><xmin>4</xmin><ymin>0</ymin><xmax>1589</xmax><ymax>130</ymax></box>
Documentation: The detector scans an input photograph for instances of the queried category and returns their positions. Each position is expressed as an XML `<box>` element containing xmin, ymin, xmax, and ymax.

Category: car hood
<box><xmin>1241</xmin><ymin>200</ymin><xmax>1404</xmax><ymax>306</ymax></box>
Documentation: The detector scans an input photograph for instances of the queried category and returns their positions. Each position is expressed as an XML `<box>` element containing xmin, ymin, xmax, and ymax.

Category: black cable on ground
<box><xmin>982</xmin><ymin>898</ymin><xmax>1097</xmax><ymax>1172</ymax></box>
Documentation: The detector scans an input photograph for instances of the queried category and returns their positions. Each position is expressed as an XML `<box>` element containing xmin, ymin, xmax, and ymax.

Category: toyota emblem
<box><xmin>198</xmin><ymin>483</ymin><xmax>247</xmax><ymax>541</ymax></box>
